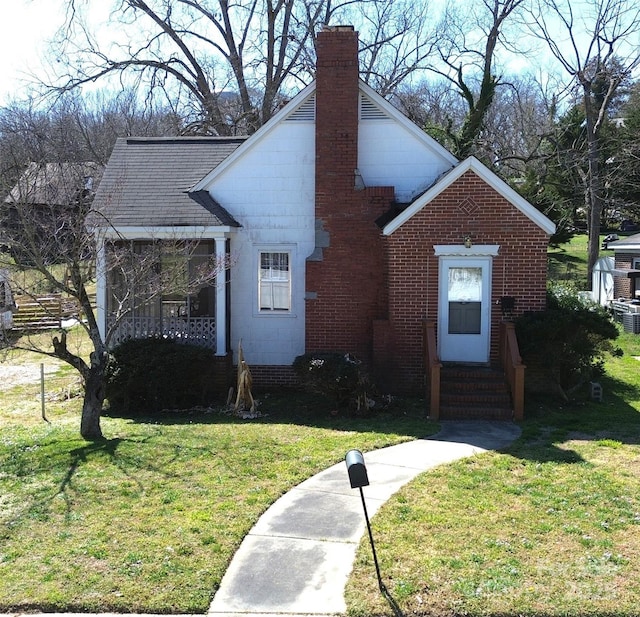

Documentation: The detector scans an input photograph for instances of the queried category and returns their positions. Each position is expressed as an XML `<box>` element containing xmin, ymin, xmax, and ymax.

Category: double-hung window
<box><xmin>259</xmin><ymin>251</ymin><xmax>291</xmax><ymax>311</ymax></box>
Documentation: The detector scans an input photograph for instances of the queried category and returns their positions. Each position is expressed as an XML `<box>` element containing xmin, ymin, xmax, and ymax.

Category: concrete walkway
<box><xmin>208</xmin><ymin>420</ymin><xmax>521</xmax><ymax>617</ymax></box>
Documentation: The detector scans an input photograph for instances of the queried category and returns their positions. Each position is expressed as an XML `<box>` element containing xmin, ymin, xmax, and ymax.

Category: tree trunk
<box><xmin>584</xmin><ymin>87</ymin><xmax>603</xmax><ymax>288</ymax></box>
<box><xmin>80</xmin><ymin>353</ymin><xmax>107</xmax><ymax>440</ymax></box>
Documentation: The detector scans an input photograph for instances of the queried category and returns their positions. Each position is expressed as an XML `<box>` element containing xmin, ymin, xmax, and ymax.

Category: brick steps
<box><xmin>439</xmin><ymin>366</ymin><xmax>513</xmax><ymax>420</ymax></box>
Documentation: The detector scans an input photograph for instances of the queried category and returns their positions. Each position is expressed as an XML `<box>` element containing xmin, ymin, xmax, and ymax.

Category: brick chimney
<box><xmin>315</xmin><ymin>25</ymin><xmax>360</xmax><ymax>202</ymax></box>
<box><xmin>306</xmin><ymin>26</ymin><xmax>394</xmax><ymax>365</ymax></box>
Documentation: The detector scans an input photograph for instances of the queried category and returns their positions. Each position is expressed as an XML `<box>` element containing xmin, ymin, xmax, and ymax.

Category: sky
<box><xmin>0</xmin><ymin>0</ymin><xmax>549</xmax><ymax>105</ymax></box>
<box><xmin>0</xmin><ymin>0</ymin><xmax>67</xmax><ymax>103</ymax></box>
<box><xmin>0</xmin><ymin>1</ymin><xmax>636</xmax><ymax>107</ymax></box>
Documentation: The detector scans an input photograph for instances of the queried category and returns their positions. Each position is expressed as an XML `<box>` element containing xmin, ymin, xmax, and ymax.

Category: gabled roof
<box><xmin>5</xmin><ymin>162</ymin><xmax>103</xmax><ymax>206</ymax></box>
<box><xmin>607</xmin><ymin>232</ymin><xmax>640</xmax><ymax>250</ymax></box>
<box><xmin>191</xmin><ymin>79</ymin><xmax>457</xmax><ymax>192</ymax></box>
<box><xmin>382</xmin><ymin>156</ymin><xmax>556</xmax><ymax>236</ymax></box>
<box><xmin>92</xmin><ymin>137</ymin><xmax>245</xmax><ymax>228</ymax></box>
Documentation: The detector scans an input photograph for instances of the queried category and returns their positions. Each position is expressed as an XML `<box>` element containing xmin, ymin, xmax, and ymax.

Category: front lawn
<box><xmin>345</xmin><ymin>329</ymin><xmax>640</xmax><ymax>616</ymax></box>
<box><xmin>0</xmin><ymin>374</ymin><xmax>432</xmax><ymax>613</ymax></box>
<box><xmin>2</xmin><ymin>235</ymin><xmax>639</xmax><ymax>615</ymax></box>
<box><xmin>2</xmin><ymin>332</ymin><xmax>638</xmax><ymax>616</ymax></box>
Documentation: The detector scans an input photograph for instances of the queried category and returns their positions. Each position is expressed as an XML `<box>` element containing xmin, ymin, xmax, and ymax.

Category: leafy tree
<box><xmin>607</xmin><ymin>80</ymin><xmax>640</xmax><ymax>224</ymax></box>
<box><xmin>523</xmin><ymin>0</ymin><xmax>640</xmax><ymax>284</ymax></box>
<box><xmin>515</xmin><ymin>285</ymin><xmax>620</xmax><ymax>401</ymax></box>
<box><xmin>523</xmin><ymin>105</ymin><xmax>591</xmax><ymax>242</ymax></box>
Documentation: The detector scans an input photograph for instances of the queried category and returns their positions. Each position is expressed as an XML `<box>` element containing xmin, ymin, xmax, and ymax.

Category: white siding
<box><xmin>206</xmin><ymin>122</ymin><xmax>316</xmax><ymax>366</ymax></box>
<box><xmin>204</xmin><ymin>95</ymin><xmax>453</xmax><ymax>367</ymax></box>
<box><xmin>358</xmin><ymin>121</ymin><xmax>452</xmax><ymax>202</ymax></box>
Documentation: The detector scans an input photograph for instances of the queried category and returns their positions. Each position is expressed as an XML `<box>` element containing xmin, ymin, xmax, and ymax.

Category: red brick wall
<box><xmin>306</xmin><ymin>27</ymin><xmax>551</xmax><ymax>396</ymax></box>
<box><xmin>614</xmin><ymin>253</ymin><xmax>635</xmax><ymax>298</ymax></box>
<box><xmin>249</xmin><ymin>365</ymin><xmax>299</xmax><ymax>389</ymax></box>
<box><xmin>382</xmin><ymin>171</ymin><xmax>550</xmax><ymax>394</ymax></box>
<box><xmin>306</xmin><ymin>27</ymin><xmax>394</xmax><ymax>364</ymax></box>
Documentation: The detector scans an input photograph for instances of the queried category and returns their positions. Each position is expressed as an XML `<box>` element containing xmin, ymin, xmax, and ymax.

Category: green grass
<box><xmin>345</xmin><ymin>337</ymin><xmax>640</xmax><ymax>616</ymax></box>
<box><xmin>547</xmin><ymin>233</ymin><xmax>597</xmax><ymax>288</ymax></box>
<box><xmin>344</xmin><ymin>243</ymin><xmax>640</xmax><ymax>617</ymax></box>
<box><xmin>547</xmin><ymin>232</ymin><xmax>637</xmax><ymax>290</ymax></box>
<box><xmin>2</xmin><ymin>235</ymin><xmax>639</xmax><ymax>615</ymax></box>
<box><xmin>0</xmin><ymin>376</ymin><xmax>434</xmax><ymax>613</ymax></box>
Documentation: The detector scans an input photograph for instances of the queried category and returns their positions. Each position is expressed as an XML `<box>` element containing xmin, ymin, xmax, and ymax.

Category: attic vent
<box><xmin>286</xmin><ymin>94</ymin><xmax>316</xmax><ymax>121</ymax></box>
<box><xmin>360</xmin><ymin>94</ymin><xmax>389</xmax><ymax>120</ymax></box>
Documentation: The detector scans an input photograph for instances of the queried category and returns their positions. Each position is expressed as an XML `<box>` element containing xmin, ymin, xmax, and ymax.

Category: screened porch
<box><xmin>102</xmin><ymin>238</ymin><xmax>226</xmax><ymax>351</ymax></box>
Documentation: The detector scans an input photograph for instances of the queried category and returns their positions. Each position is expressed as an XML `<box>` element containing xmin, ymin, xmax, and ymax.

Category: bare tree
<box><xmin>51</xmin><ymin>0</ymin><xmax>443</xmax><ymax>135</ymax></box>
<box><xmin>479</xmin><ymin>73</ymin><xmax>557</xmax><ymax>172</ymax></box>
<box><xmin>427</xmin><ymin>0</ymin><xmax>528</xmax><ymax>159</ymax></box>
<box><xmin>0</xmin><ymin>164</ymin><xmax>226</xmax><ymax>439</ymax></box>
<box><xmin>392</xmin><ymin>78</ymin><xmax>468</xmax><ymax>131</ymax></box>
<box><xmin>0</xmin><ymin>90</ymin><xmax>179</xmax><ymax>175</ymax></box>
<box><xmin>1</xmin><ymin>160</ymin><xmax>111</xmax><ymax>439</ymax></box>
<box><xmin>0</xmin><ymin>101</ymin><xmax>224</xmax><ymax>440</ymax></box>
<box><xmin>355</xmin><ymin>0</ymin><xmax>444</xmax><ymax>96</ymax></box>
<box><xmin>523</xmin><ymin>0</ymin><xmax>640</xmax><ymax>283</ymax></box>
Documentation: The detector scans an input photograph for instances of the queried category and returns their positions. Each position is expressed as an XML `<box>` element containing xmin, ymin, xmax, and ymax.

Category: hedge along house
<box><xmin>92</xmin><ymin>25</ymin><xmax>555</xmax><ymax>418</ymax></box>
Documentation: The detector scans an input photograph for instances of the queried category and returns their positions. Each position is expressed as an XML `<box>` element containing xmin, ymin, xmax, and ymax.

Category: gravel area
<box><xmin>0</xmin><ymin>363</ymin><xmax>61</xmax><ymax>390</ymax></box>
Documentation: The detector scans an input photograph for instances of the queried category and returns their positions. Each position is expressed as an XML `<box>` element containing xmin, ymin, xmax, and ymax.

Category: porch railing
<box><xmin>499</xmin><ymin>321</ymin><xmax>525</xmax><ymax>420</ymax></box>
<box><xmin>424</xmin><ymin>319</ymin><xmax>442</xmax><ymax>420</ymax></box>
<box><xmin>107</xmin><ymin>316</ymin><xmax>216</xmax><ymax>349</ymax></box>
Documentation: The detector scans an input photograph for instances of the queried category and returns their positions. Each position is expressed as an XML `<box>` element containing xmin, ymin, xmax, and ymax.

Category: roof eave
<box><xmin>92</xmin><ymin>225</ymin><xmax>238</xmax><ymax>239</ymax></box>
<box><xmin>383</xmin><ymin>156</ymin><xmax>556</xmax><ymax>237</ymax></box>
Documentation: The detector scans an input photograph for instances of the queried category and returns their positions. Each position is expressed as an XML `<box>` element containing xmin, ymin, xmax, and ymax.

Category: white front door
<box><xmin>438</xmin><ymin>256</ymin><xmax>492</xmax><ymax>363</ymax></box>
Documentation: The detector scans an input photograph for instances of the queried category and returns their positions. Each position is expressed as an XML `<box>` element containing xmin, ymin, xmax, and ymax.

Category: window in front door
<box><xmin>448</xmin><ymin>266</ymin><xmax>482</xmax><ymax>334</ymax></box>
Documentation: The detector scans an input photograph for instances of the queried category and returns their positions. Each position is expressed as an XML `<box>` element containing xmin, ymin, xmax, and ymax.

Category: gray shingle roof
<box><xmin>91</xmin><ymin>137</ymin><xmax>245</xmax><ymax>228</ymax></box>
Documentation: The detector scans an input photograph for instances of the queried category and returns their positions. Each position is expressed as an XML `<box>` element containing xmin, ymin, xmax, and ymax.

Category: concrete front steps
<box><xmin>440</xmin><ymin>366</ymin><xmax>514</xmax><ymax>420</ymax></box>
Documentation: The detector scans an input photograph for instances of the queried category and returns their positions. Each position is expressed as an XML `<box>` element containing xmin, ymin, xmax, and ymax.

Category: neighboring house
<box><xmin>91</xmin><ymin>26</ymin><xmax>555</xmax><ymax>411</ymax></box>
<box><xmin>2</xmin><ymin>161</ymin><xmax>103</xmax><ymax>263</ymax></box>
<box><xmin>605</xmin><ymin>233</ymin><xmax>640</xmax><ymax>328</ymax></box>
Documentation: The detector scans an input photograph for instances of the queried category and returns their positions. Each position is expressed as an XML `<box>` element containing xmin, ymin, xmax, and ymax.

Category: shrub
<box><xmin>515</xmin><ymin>284</ymin><xmax>620</xmax><ymax>400</ymax></box>
<box><xmin>105</xmin><ymin>338</ymin><xmax>220</xmax><ymax>414</ymax></box>
<box><xmin>292</xmin><ymin>352</ymin><xmax>373</xmax><ymax>413</ymax></box>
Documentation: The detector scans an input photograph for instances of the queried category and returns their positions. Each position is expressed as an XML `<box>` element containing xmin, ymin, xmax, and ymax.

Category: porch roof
<box><xmin>91</xmin><ymin>137</ymin><xmax>245</xmax><ymax>228</ymax></box>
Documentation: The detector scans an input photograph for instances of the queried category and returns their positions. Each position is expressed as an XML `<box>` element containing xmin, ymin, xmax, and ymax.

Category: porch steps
<box><xmin>439</xmin><ymin>366</ymin><xmax>513</xmax><ymax>420</ymax></box>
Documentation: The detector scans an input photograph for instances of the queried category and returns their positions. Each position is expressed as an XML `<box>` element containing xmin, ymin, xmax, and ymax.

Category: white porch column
<box><xmin>95</xmin><ymin>235</ymin><xmax>107</xmax><ymax>342</ymax></box>
<box><xmin>215</xmin><ymin>236</ymin><xmax>227</xmax><ymax>356</ymax></box>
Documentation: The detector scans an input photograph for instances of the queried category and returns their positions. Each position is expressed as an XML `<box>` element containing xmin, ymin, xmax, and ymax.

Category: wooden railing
<box><xmin>499</xmin><ymin>321</ymin><xmax>525</xmax><ymax>420</ymax></box>
<box><xmin>13</xmin><ymin>294</ymin><xmax>80</xmax><ymax>330</ymax></box>
<box><xmin>424</xmin><ymin>319</ymin><xmax>442</xmax><ymax>420</ymax></box>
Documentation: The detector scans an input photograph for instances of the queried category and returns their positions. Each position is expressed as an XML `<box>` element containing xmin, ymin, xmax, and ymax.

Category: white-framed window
<box><xmin>259</xmin><ymin>251</ymin><xmax>291</xmax><ymax>311</ymax></box>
